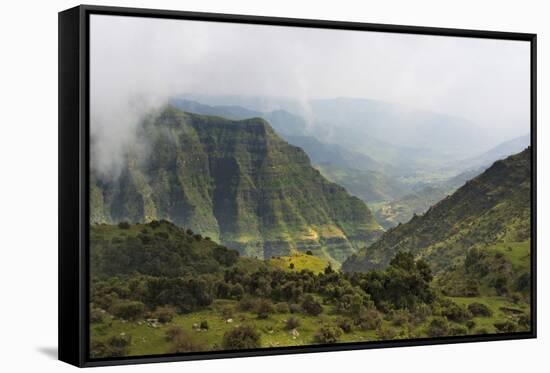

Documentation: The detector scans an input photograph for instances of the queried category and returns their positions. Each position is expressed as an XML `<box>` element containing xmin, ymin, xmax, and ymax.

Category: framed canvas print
<box><xmin>58</xmin><ymin>5</ymin><xmax>537</xmax><ymax>367</ymax></box>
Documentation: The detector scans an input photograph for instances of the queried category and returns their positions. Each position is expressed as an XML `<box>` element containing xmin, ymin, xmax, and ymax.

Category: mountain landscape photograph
<box><xmin>87</xmin><ymin>14</ymin><xmax>532</xmax><ymax>358</ymax></box>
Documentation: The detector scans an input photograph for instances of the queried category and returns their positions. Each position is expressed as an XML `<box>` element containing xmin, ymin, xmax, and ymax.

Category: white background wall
<box><xmin>0</xmin><ymin>0</ymin><xmax>546</xmax><ymax>371</ymax></box>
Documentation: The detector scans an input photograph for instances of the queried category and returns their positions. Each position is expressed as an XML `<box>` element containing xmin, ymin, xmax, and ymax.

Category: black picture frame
<box><xmin>59</xmin><ymin>4</ymin><xmax>537</xmax><ymax>368</ymax></box>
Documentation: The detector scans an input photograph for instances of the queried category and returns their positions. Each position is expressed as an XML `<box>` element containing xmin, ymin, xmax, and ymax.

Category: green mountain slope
<box><xmin>342</xmin><ymin>148</ymin><xmax>531</xmax><ymax>273</ymax></box>
<box><xmin>91</xmin><ymin>106</ymin><xmax>383</xmax><ymax>263</ymax></box>
<box><xmin>316</xmin><ymin>165</ymin><xmax>409</xmax><ymax>203</ymax></box>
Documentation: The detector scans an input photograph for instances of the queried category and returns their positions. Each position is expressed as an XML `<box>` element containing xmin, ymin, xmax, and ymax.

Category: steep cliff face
<box><xmin>343</xmin><ymin>148</ymin><xmax>531</xmax><ymax>273</ymax></box>
<box><xmin>91</xmin><ymin>106</ymin><xmax>383</xmax><ymax>262</ymax></box>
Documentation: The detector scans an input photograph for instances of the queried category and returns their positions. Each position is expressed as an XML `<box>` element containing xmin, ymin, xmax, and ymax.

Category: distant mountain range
<box><xmin>342</xmin><ymin>148</ymin><xmax>531</xmax><ymax>273</ymax></box>
<box><xmin>174</xmin><ymin>95</ymin><xmax>506</xmax><ymax>173</ymax></box>
<box><xmin>91</xmin><ymin>106</ymin><xmax>383</xmax><ymax>263</ymax></box>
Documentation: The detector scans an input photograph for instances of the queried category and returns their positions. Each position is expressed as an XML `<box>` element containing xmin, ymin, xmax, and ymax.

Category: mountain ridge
<box><xmin>342</xmin><ymin>148</ymin><xmax>531</xmax><ymax>273</ymax></box>
<box><xmin>91</xmin><ymin>106</ymin><xmax>383</xmax><ymax>263</ymax></box>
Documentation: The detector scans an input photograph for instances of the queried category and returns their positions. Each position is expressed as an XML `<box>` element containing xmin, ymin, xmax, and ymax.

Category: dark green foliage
<box><xmin>152</xmin><ymin>305</ymin><xmax>177</xmax><ymax>323</ymax></box>
<box><xmin>314</xmin><ymin>325</ymin><xmax>343</xmax><ymax>344</ymax></box>
<box><xmin>117</xmin><ymin>222</ymin><xmax>130</xmax><ymax>229</ymax></box>
<box><xmin>336</xmin><ymin>318</ymin><xmax>353</xmax><ymax>333</ymax></box>
<box><xmin>391</xmin><ymin>310</ymin><xmax>410</xmax><ymax>327</ymax></box>
<box><xmin>274</xmin><ymin>302</ymin><xmax>290</xmax><ymax>314</ymax></box>
<box><xmin>306</xmin><ymin>250</ymin><xmax>313</xmax><ymax>256</ymax></box>
<box><xmin>515</xmin><ymin>273</ymin><xmax>531</xmax><ymax>292</ymax></box>
<box><xmin>494</xmin><ymin>320</ymin><xmax>517</xmax><ymax>333</ymax></box>
<box><xmin>90</xmin><ymin>334</ymin><xmax>131</xmax><ymax>358</ymax></box>
<box><xmin>90</xmin><ymin>307</ymin><xmax>104</xmax><ymax>323</ymax></box>
<box><xmin>426</xmin><ymin>317</ymin><xmax>450</xmax><ymax>337</ymax></box>
<box><xmin>169</xmin><ymin>329</ymin><xmax>208</xmax><ymax>353</ymax></box>
<box><xmin>110</xmin><ymin>300</ymin><xmax>145</xmax><ymax>321</ymax></box>
<box><xmin>465</xmin><ymin>320</ymin><xmax>476</xmax><ymax>330</ymax></box>
<box><xmin>355</xmin><ymin>309</ymin><xmax>383</xmax><ymax>330</ymax></box>
<box><xmin>285</xmin><ymin>316</ymin><xmax>301</xmax><ymax>330</ymax></box>
<box><xmin>490</xmin><ymin>275</ymin><xmax>509</xmax><ymax>295</ymax></box>
<box><xmin>449</xmin><ymin>325</ymin><xmax>468</xmax><ymax>336</ymax></box>
<box><xmin>237</xmin><ymin>296</ymin><xmax>258</xmax><ymax>312</ymax></box>
<box><xmin>376</xmin><ymin>326</ymin><xmax>397</xmax><ymax>340</ymax></box>
<box><xmin>440</xmin><ymin>300</ymin><xmax>472</xmax><ymax>323</ymax></box>
<box><xmin>200</xmin><ymin>320</ymin><xmax>209</xmax><ymax>330</ymax></box>
<box><xmin>357</xmin><ymin>252</ymin><xmax>434</xmax><ymax>309</ymax></box>
<box><xmin>301</xmin><ymin>295</ymin><xmax>323</xmax><ymax>316</ymax></box>
<box><xmin>165</xmin><ymin>326</ymin><xmax>184</xmax><ymax>342</ymax></box>
<box><xmin>213</xmin><ymin>246</ymin><xmax>239</xmax><ymax>267</ymax></box>
<box><xmin>467</xmin><ymin>302</ymin><xmax>492</xmax><ymax>317</ymax></box>
<box><xmin>222</xmin><ymin>325</ymin><xmax>261</xmax><ymax>350</ymax></box>
<box><xmin>144</xmin><ymin>276</ymin><xmax>212</xmax><ymax>313</ymax></box>
<box><xmin>517</xmin><ymin>314</ymin><xmax>531</xmax><ymax>329</ymax></box>
<box><xmin>255</xmin><ymin>299</ymin><xmax>274</xmax><ymax>319</ymax></box>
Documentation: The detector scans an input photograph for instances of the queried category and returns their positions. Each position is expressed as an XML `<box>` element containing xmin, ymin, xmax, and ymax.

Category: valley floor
<box><xmin>91</xmin><ymin>295</ymin><xmax>530</xmax><ymax>357</ymax></box>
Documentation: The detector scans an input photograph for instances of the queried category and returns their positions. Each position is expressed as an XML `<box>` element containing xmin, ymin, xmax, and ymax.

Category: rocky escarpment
<box><xmin>91</xmin><ymin>106</ymin><xmax>383</xmax><ymax>263</ymax></box>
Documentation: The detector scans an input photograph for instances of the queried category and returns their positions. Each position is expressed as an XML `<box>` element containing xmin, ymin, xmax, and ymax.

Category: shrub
<box><xmin>90</xmin><ymin>338</ymin><xmax>128</xmax><ymax>358</ymax></box>
<box><xmin>337</xmin><ymin>318</ymin><xmax>353</xmax><ymax>333</ymax></box>
<box><xmin>301</xmin><ymin>295</ymin><xmax>323</xmax><ymax>316</ymax></box>
<box><xmin>356</xmin><ymin>309</ymin><xmax>382</xmax><ymax>330</ymax></box>
<box><xmin>517</xmin><ymin>314</ymin><xmax>531</xmax><ymax>329</ymax></box>
<box><xmin>494</xmin><ymin>320</ymin><xmax>517</xmax><ymax>333</ymax></box>
<box><xmin>165</xmin><ymin>326</ymin><xmax>184</xmax><ymax>341</ymax></box>
<box><xmin>238</xmin><ymin>296</ymin><xmax>258</xmax><ymax>312</ymax></box>
<box><xmin>229</xmin><ymin>284</ymin><xmax>245</xmax><ymax>300</ymax></box>
<box><xmin>289</xmin><ymin>303</ymin><xmax>301</xmax><ymax>314</ymax></box>
<box><xmin>148</xmin><ymin>220</ymin><xmax>161</xmax><ymax>229</ymax></box>
<box><xmin>186</xmin><ymin>229</ymin><xmax>194</xmax><ymax>235</ymax></box>
<box><xmin>449</xmin><ymin>324</ymin><xmax>469</xmax><ymax>336</ymax></box>
<box><xmin>474</xmin><ymin>327</ymin><xmax>489</xmax><ymax>334</ymax></box>
<box><xmin>467</xmin><ymin>302</ymin><xmax>492</xmax><ymax>317</ymax></box>
<box><xmin>222</xmin><ymin>325</ymin><xmax>261</xmax><ymax>349</ymax></box>
<box><xmin>108</xmin><ymin>334</ymin><xmax>131</xmax><ymax>349</ymax></box>
<box><xmin>110</xmin><ymin>300</ymin><xmax>145</xmax><ymax>321</ymax></box>
<box><xmin>515</xmin><ymin>273</ymin><xmax>531</xmax><ymax>292</ymax></box>
<box><xmin>306</xmin><ymin>250</ymin><xmax>313</xmax><ymax>255</ymax></box>
<box><xmin>169</xmin><ymin>329</ymin><xmax>208</xmax><ymax>353</ymax></box>
<box><xmin>376</xmin><ymin>326</ymin><xmax>397</xmax><ymax>340</ymax></box>
<box><xmin>154</xmin><ymin>231</ymin><xmax>169</xmax><ymax>240</ymax></box>
<box><xmin>426</xmin><ymin>317</ymin><xmax>450</xmax><ymax>337</ymax></box>
<box><xmin>275</xmin><ymin>302</ymin><xmax>290</xmax><ymax>314</ymax></box>
<box><xmin>391</xmin><ymin>310</ymin><xmax>410</xmax><ymax>326</ymax></box>
<box><xmin>411</xmin><ymin>303</ymin><xmax>431</xmax><ymax>324</ymax></box>
<box><xmin>289</xmin><ymin>263</ymin><xmax>295</xmax><ymax>270</ymax></box>
<box><xmin>465</xmin><ymin>320</ymin><xmax>476</xmax><ymax>330</ymax></box>
<box><xmin>314</xmin><ymin>325</ymin><xmax>343</xmax><ymax>344</ymax></box>
<box><xmin>255</xmin><ymin>299</ymin><xmax>274</xmax><ymax>319</ymax></box>
<box><xmin>221</xmin><ymin>306</ymin><xmax>234</xmax><ymax>320</ymax></box>
<box><xmin>285</xmin><ymin>316</ymin><xmax>301</xmax><ymax>330</ymax></box>
<box><xmin>117</xmin><ymin>222</ymin><xmax>130</xmax><ymax>229</ymax></box>
<box><xmin>441</xmin><ymin>302</ymin><xmax>472</xmax><ymax>323</ymax></box>
<box><xmin>90</xmin><ymin>307</ymin><xmax>104</xmax><ymax>323</ymax></box>
<box><xmin>491</xmin><ymin>275</ymin><xmax>509</xmax><ymax>295</ymax></box>
<box><xmin>152</xmin><ymin>305</ymin><xmax>177</xmax><ymax>323</ymax></box>
<box><xmin>200</xmin><ymin>320</ymin><xmax>209</xmax><ymax>330</ymax></box>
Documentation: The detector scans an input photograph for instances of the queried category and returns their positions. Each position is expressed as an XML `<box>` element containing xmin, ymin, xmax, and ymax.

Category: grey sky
<box><xmin>90</xmin><ymin>14</ymin><xmax>530</xmax><ymax>176</ymax></box>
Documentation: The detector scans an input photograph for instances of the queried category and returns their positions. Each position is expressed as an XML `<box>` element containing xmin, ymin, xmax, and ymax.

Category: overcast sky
<box><xmin>90</xmin><ymin>14</ymin><xmax>530</xmax><ymax>176</ymax></box>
